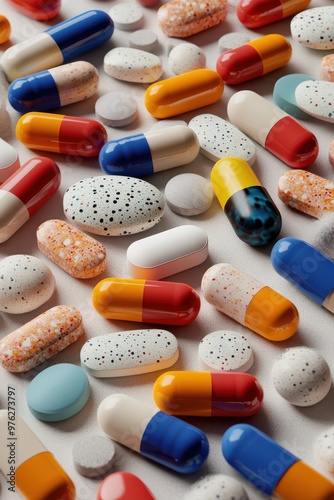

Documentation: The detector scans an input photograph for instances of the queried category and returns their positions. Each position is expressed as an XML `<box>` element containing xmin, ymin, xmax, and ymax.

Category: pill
<box><xmin>218</xmin><ymin>32</ymin><xmax>251</xmax><ymax>53</ymax></box>
<box><xmin>0</xmin><ymin>410</ymin><xmax>75</xmax><ymax>499</ymax></box>
<box><xmin>37</xmin><ymin>219</ymin><xmax>107</xmax><ymax>279</ymax></box>
<box><xmin>273</xmin><ymin>74</ymin><xmax>313</xmax><ymax>120</ymax></box>
<box><xmin>271</xmin><ymin>346</ymin><xmax>331</xmax><ymax>407</ymax></box>
<box><xmin>97</xmin><ymin>472</ymin><xmax>155</xmax><ymax>500</ymax></box>
<box><xmin>169</xmin><ymin>43</ymin><xmax>206</xmax><ymax>75</ymax></box>
<box><xmin>129</xmin><ymin>29</ymin><xmax>159</xmax><ymax>52</ymax></box>
<box><xmin>211</xmin><ymin>157</ymin><xmax>282</xmax><ymax>246</ymax></box>
<box><xmin>222</xmin><ymin>423</ymin><xmax>334</xmax><ymax>499</ymax></box>
<box><xmin>0</xmin><ymin>305</ymin><xmax>83</xmax><ymax>372</ymax></box>
<box><xmin>104</xmin><ymin>47</ymin><xmax>163</xmax><ymax>83</ymax></box>
<box><xmin>188</xmin><ymin>114</ymin><xmax>256</xmax><ymax>164</ymax></box>
<box><xmin>321</xmin><ymin>54</ymin><xmax>334</xmax><ymax>82</ymax></box>
<box><xmin>92</xmin><ymin>277</ymin><xmax>201</xmax><ymax>326</ymax></box>
<box><xmin>80</xmin><ymin>329</ymin><xmax>179</xmax><ymax>377</ymax></box>
<box><xmin>0</xmin><ymin>15</ymin><xmax>11</xmax><ymax>43</ymax></box>
<box><xmin>145</xmin><ymin>69</ymin><xmax>224</xmax><ymax>119</ymax></box>
<box><xmin>227</xmin><ymin>90</ymin><xmax>319</xmax><ymax>168</ymax></box>
<box><xmin>149</xmin><ymin>119</ymin><xmax>187</xmax><ymax>131</ymax></box>
<box><xmin>0</xmin><ymin>138</ymin><xmax>20</xmax><ymax>183</ymax></box>
<box><xmin>198</xmin><ymin>330</ymin><xmax>254</xmax><ymax>372</ymax></box>
<box><xmin>72</xmin><ymin>434</ymin><xmax>115</xmax><ymax>478</ymax></box>
<box><xmin>164</xmin><ymin>173</ymin><xmax>214</xmax><ymax>216</ymax></box>
<box><xmin>278</xmin><ymin>170</ymin><xmax>334</xmax><ymax>219</ymax></box>
<box><xmin>157</xmin><ymin>0</ymin><xmax>228</xmax><ymax>38</ymax></box>
<box><xmin>330</xmin><ymin>138</ymin><xmax>334</xmax><ymax>168</ymax></box>
<box><xmin>184</xmin><ymin>474</ymin><xmax>249</xmax><ymax>500</ymax></box>
<box><xmin>291</xmin><ymin>6</ymin><xmax>334</xmax><ymax>50</ymax></box>
<box><xmin>271</xmin><ymin>237</ymin><xmax>334</xmax><ymax>314</ymax></box>
<box><xmin>216</xmin><ymin>34</ymin><xmax>292</xmax><ymax>85</ymax></box>
<box><xmin>1</xmin><ymin>10</ymin><xmax>114</xmax><ymax>82</ymax></box>
<box><xmin>95</xmin><ymin>91</ymin><xmax>138</xmax><ymax>127</ymax></box>
<box><xmin>236</xmin><ymin>0</ymin><xmax>310</xmax><ymax>28</ymax></box>
<box><xmin>63</xmin><ymin>175</ymin><xmax>165</xmax><ymax>236</ymax></box>
<box><xmin>0</xmin><ymin>254</ymin><xmax>55</xmax><ymax>314</ymax></box>
<box><xmin>16</xmin><ymin>112</ymin><xmax>107</xmax><ymax>157</ymax></box>
<box><xmin>295</xmin><ymin>80</ymin><xmax>334</xmax><ymax>123</ymax></box>
<box><xmin>7</xmin><ymin>0</ymin><xmax>61</xmax><ymax>20</ymax></box>
<box><xmin>201</xmin><ymin>263</ymin><xmax>299</xmax><ymax>341</ymax></box>
<box><xmin>109</xmin><ymin>3</ymin><xmax>144</xmax><ymax>31</ymax></box>
<box><xmin>97</xmin><ymin>393</ymin><xmax>209</xmax><ymax>474</ymax></box>
<box><xmin>8</xmin><ymin>61</ymin><xmax>99</xmax><ymax>113</ymax></box>
<box><xmin>153</xmin><ymin>371</ymin><xmax>263</xmax><ymax>417</ymax></box>
<box><xmin>311</xmin><ymin>212</ymin><xmax>334</xmax><ymax>260</ymax></box>
<box><xmin>126</xmin><ymin>225</ymin><xmax>208</xmax><ymax>279</ymax></box>
<box><xmin>314</xmin><ymin>426</ymin><xmax>334</xmax><ymax>476</ymax></box>
<box><xmin>99</xmin><ymin>124</ymin><xmax>199</xmax><ymax>177</ymax></box>
<box><xmin>27</xmin><ymin>363</ymin><xmax>90</xmax><ymax>421</ymax></box>
<box><xmin>0</xmin><ymin>156</ymin><xmax>61</xmax><ymax>243</ymax></box>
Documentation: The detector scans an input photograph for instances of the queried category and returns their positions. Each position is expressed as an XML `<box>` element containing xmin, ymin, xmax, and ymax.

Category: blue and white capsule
<box><xmin>271</xmin><ymin>237</ymin><xmax>334</xmax><ymax>314</ymax></box>
<box><xmin>1</xmin><ymin>10</ymin><xmax>114</xmax><ymax>82</ymax></box>
<box><xmin>99</xmin><ymin>125</ymin><xmax>200</xmax><ymax>177</ymax></box>
<box><xmin>97</xmin><ymin>393</ymin><xmax>209</xmax><ymax>474</ymax></box>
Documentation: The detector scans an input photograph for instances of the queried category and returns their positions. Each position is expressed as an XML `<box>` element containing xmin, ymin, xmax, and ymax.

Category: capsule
<box><xmin>236</xmin><ymin>0</ymin><xmax>311</xmax><ymax>29</ymax></box>
<box><xmin>271</xmin><ymin>237</ymin><xmax>334</xmax><ymax>314</ymax></box>
<box><xmin>97</xmin><ymin>393</ymin><xmax>209</xmax><ymax>474</ymax></box>
<box><xmin>0</xmin><ymin>157</ymin><xmax>61</xmax><ymax>243</ymax></box>
<box><xmin>99</xmin><ymin>125</ymin><xmax>199</xmax><ymax>177</ymax></box>
<box><xmin>92</xmin><ymin>277</ymin><xmax>201</xmax><ymax>326</ymax></box>
<box><xmin>1</xmin><ymin>10</ymin><xmax>114</xmax><ymax>82</ymax></box>
<box><xmin>222</xmin><ymin>424</ymin><xmax>334</xmax><ymax>500</ymax></box>
<box><xmin>144</xmin><ymin>69</ymin><xmax>224</xmax><ymax>119</ymax></box>
<box><xmin>216</xmin><ymin>34</ymin><xmax>292</xmax><ymax>85</ymax></box>
<box><xmin>201</xmin><ymin>263</ymin><xmax>299</xmax><ymax>341</ymax></box>
<box><xmin>153</xmin><ymin>371</ymin><xmax>264</xmax><ymax>417</ymax></box>
<box><xmin>227</xmin><ymin>91</ymin><xmax>319</xmax><ymax>168</ymax></box>
<box><xmin>0</xmin><ymin>15</ymin><xmax>11</xmax><ymax>44</ymax></box>
<box><xmin>16</xmin><ymin>112</ymin><xmax>107</xmax><ymax>157</ymax></box>
<box><xmin>211</xmin><ymin>157</ymin><xmax>282</xmax><ymax>246</ymax></box>
<box><xmin>0</xmin><ymin>410</ymin><xmax>75</xmax><ymax>499</ymax></box>
<box><xmin>8</xmin><ymin>61</ymin><xmax>99</xmax><ymax>113</ymax></box>
<box><xmin>7</xmin><ymin>0</ymin><xmax>61</xmax><ymax>21</ymax></box>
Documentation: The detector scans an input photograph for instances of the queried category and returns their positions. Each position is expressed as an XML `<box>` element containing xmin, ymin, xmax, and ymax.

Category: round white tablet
<box><xmin>198</xmin><ymin>330</ymin><xmax>254</xmax><ymax>372</ymax></box>
<box><xmin>184</xmin><ymin>474</ymin><xmax>249</xmax><ymax>500</ymax></box>
<box><xmin>129</xmin><ymin>29</ymin><xmax>159</xmax><ymax>52</ymax></box>
<box><xmin>314</xmin><ymin>426</ymin><xmax>334</xmax><ymax>476</ymax></box>
<box><xmin>95</xmin><ymin>92</ymin><xmax>138</xmax><ymax>127</ymax></box>
<box><xmin>109</xmin><ymin>3</ymin><xmax>144</xmax><ymax>31</ymax></box>
<box><xmin>169</xmin><ymin>43</ymin><xmax>206</xmax><ymax>74</ymax></box>
<box><xmin>72</xmin><ymin>434</ymin><xmax>115</xmax><ymax>477</ymax></box>
<box><xmin>164</xmin><ymin>173</ymin><xmax>214</xmax><ymax>216</ymax></box>
<box><xmin>218</xmin><ymin>32</ymin><xmax>251</xmax><ymax>53</ymax></box>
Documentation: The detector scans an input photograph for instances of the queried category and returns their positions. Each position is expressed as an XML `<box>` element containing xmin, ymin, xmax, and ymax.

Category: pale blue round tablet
<box><xmin>27</xmin><ymin>363</ymin><xmax>90</xmax><ymax>421</ymax></box>
<box><xmin>273</xmin><ymin>74</ymin><xmax>314</xmax><ymax>120</ymax></box>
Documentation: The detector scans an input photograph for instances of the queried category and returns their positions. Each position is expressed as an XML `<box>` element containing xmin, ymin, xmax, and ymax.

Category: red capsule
<box><xmin>7</xmin><ymin>0</ymin><xmax>61</xmax><ymax>21</ymax></box>
<box><xmin>236</xmin><ymin>0</ymin><xmax>311</xmax><ymax>29</ymax></box>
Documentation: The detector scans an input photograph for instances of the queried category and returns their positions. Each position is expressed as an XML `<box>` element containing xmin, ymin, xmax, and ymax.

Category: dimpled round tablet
<box><xmin>271</xmin><ymin>347</ymin><xmax>332</xmax><ymax>407</ymax></box>
<box><xmin>95</xmin><ymin>92</ymin><xmax>138</xmax><ymax>127</ymax></box>
<box><xmin>164</xmin><ymin>173</ymin><xmax>214</xmax><ymax>216</ymax></box>
<box><xmin>129</xmin><ymin>29</ymin><xmax>159</xmax><ymax>52</ymax></box>
<box><xmin>63</xmin><ymin>175</ymin><xmax>165</xmax><ymax>236</ymax></box>
<box><xmin>184</xmin><ymin>474</ymin><xmax>249</xmax><ymax>500</ymax></box>
<box><xmin>169</xmin><ymin>43</ymin><xmax>206</xmax><ymax>75</ymax></box>
<box><xmin>27</xmin><ymin>363</ymin><xmax>90</xmax><ymax>421</ymax></box>
<box><xmin>0</xmin><ymin>254</ymin><xmax>55</xmax><ymax>314</ymax></box>
<box><xmin>273</xmin><ymin>74</ymin><xmax>313</xmax><ymax>120</ymax></box>
<box><xmin>109</xmin><ymin>3</ymin><xmax>144</xmax><ymax>31</ymax></box>
<box><xmin>198</xmin><ymin>330</ymin><xmax>254</xmax><ymax>372</ymax></box>
<box><xmin>72</xmin><ymin>434</ymin><xmax>115</xmax><ymax>477</ymax></box>
<box><xmin>291</xmin><ymin>6</ymin><xmax>334</xmax><ymax>50</ymax></box>
<box><xmin>218</xmin><ymin>32</ymin><xmax>251</xmax><ymax>53</ymax></box>
<box><xmin>314</xmin><ymin>426</ymin><xmax>334</xmax><ymax>476</ymax></box>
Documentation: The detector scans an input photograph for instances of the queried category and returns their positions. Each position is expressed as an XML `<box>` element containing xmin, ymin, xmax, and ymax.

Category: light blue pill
<box><xmin>27</xmin><ymin>363</ymin><xmax>90</xmax><ymax>422</ymax></box>
<box><xmin>273</xmin><ymin>74</ymin><xmax>314</xmax><ymax>120</ymax></box>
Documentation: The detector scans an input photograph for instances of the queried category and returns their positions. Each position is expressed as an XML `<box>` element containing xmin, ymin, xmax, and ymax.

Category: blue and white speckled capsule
<box><xmin>63</xmin><ymin>175</ymin><xmax>165</xmax><ymax>236</ymax></box>
<box><xmin>295</xmin><ymin>80</ymin><xmax>334</xmax><ymax>123</ymax></box>
<box><xmin>184</xmin><ymin>474</ymin><xmax>249</xmax><ymax>500</ymax></box>
<box><xmin>0</xmin><ymin>254</ymin><xmax>55</xmax><ymax>314</ymax></box>
<box><xmin>291</xmin><ymin>6</ymin><xmax>334</xmax><ymax>50</ymax></box>
<box><xmin>80</xmin><ymin>329</ymin><xmax>179</xmax><ymax>377</ymax></box>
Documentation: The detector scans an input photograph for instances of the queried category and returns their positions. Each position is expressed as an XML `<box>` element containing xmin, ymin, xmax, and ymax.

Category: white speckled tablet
<box><xmin>0</xmin><ymin>255</ymin><xmax>55</xmax><ymax>314</ymax></box>
<box><xmin>104</xmin><ymin>47</ymin><xmax>163</xmax><ymax>83</ymax></box>
<box><xmin>188</xmin><ymin>114</ymin><xmax>256</xmax><ymax>164</ymax></box>
<box><xmin>164</xmin><ymin>173</ymin><xmax>214</xmax><ymax>216</ymax></box>
<box><xmin>80</xmin><ymin>329</ymin><xmax>179</xmax><ymax>377</ymax></box>
<box><xmin>72</xmin><ymin>434</ymin><xmax>115</xmax><ymax>477</ymax></box>
<box><xmin>109</xmin><ymin>3</ymin><xmax>144</xmax><ymax>31</ymax></box>
<box><xmin>149</xmin><ymin>119</ymin><xmax>187</xmax><ymax>131</ymax></box>
<box><xmin>271</xmin><ymin>347</ymin><xmax>332</xmax><ymax>407</ymax></box>
<box><xmin>291</xmin><ymin>6</ymin><xmax>334</xmax><ymax>50</ymax></box>
<box><xmin>169</xmin><ymin>43</ymin><xmax>206</xmax><ymax>75</ymax></box>
<box><xmin>218</xmin><ymin>32</ymin><xmax>251</xmax><ymax>53</ymax></box>
<box><xmin>95</xmin><ymin>92</ymin><xmax>138</xmax><ymax>127</ymax></box>
<box><xmin>295</xmin><ymin>80</ymin><xmax>334</xmax><ymax>123</ymax></box>
<box><xmin>129</xmin><ymin>29</ymin><xmax>159</xmax><ymax>52</ymax></box>
<box><xmin>198</xmin><ymin>330</ymin><xmax>254</xmax><ymax>372</ymax></box>
<box><xmin>184</xmin><ymin>474</ymin><xmax>249</xmax><ymax>500</ymax></box>
<box><xmin>314</xmin><ymin>426</ymin><xmax>334</xmax><ymax>476</ymax></box>
<box><xmin>63</xmin><ymin>176</ymin><xmax>165</xmax><ymax>236</ymax></box>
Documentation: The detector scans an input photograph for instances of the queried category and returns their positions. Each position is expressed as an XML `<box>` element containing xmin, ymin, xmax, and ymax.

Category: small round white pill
<box><xmin>271</xmin><ymin>347</ymin><xmax>332</xmax><ymax>407</ymax></box>
<box><xmin>169</xmin><ymin>43</ymin><xmax>206</xmax><ymax>75</ymax></box>
<box><xmin>184</xmin><ymin>474</ymin><xmax>249</xmax><ymax>500</ymax></box>
<box><xmin>109</xmin><ymin>3</ymin><xmax>144</xmax><ymax>31</ymax></box>
<box><xmin>95</xmin><ymin>91</ymin><xmax>138</xmax><ymax>127</ymax></box>
<box><xmin>218</xmin><ymin>32</ymin><xmax>251</xmax><ymax>53</ymax></box>
<box><xmin>129</xmin><ymin>29</ymin><xmax>159</xmax><ymax>52</ymax></box>
<box><xmin>72</xmin><ymin>434</ymin><xmax>115</xmax><ymax>477</ymax></box>
<box><xmin>164</xmin><ymin>173</ymin><xmax>214</xmax><ymax>216</ymax></box>
<box><xmin>314</xmin><ymin>426</ymin><xmax>334</xmax><ymax>476</ymax></box>
<box><xmin>198</xmin><ymin>330</ymin><xmax>254</xmax><ymax>372</ymax></box>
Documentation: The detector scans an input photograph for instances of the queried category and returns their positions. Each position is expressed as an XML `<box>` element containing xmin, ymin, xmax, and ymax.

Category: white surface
<box><xmin>0</xmin><ymin>1</ymin><xmax>334</xmax><ymax>499</ymax></box>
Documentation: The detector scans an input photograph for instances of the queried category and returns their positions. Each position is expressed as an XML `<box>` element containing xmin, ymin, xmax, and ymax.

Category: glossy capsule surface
<box><xmin>92</xmin><ymin>277</ymin><xmax>201</xmax><ymax>326</ymax></box>
<box><xmin>7</xmin><ymin>0</ymin><xmax>61</xmax><ymax>21</ymax></box>
<box><xmin>153</xmin><ymin>371</ymin><xmax>264</xmax><ymax>417</ymax></box>
<box><xmin>236</xmin><ymin>0</ymin><xmax>311</xmax><ymax>28</ymax></box>
<box><xmin>211</xmin><ymin>157</ymin><xmax>281</xmax><ymax>246</ymax></box>
<box><xmin>16</xmin><ymin>112</ymin><xmax>107</xmax><ymax>157</ymax></box>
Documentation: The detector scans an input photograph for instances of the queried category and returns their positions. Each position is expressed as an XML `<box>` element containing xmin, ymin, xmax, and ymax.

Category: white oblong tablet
<box><xmin>198</xmin><ymin>330</ymin><xmax>254</xmax><ymax>372</ymax></box>
<box><xmin>80</xmin><ymin>329</ymin><xmax>179</xmax><ymax>377</ymax></box>
<box><xmin>184</xmin><ymin>474</ymin><xmax>249</xmax><ymax>500</ymax></box>
<box><xmin>314</xmin><ymin>426</ymin><xmax>334</xmax><ymax>477</ymax></box>
<box><xmin>291</xmin><ymin>6</ymin><xmax>334</xmax><ymax>50</ymax></box>
<box><xmin>104</xmin><ymin>47</ymin><xmax>163</xmax><ymax>83</ymax></box>
<box><xmin>109</xmin><ymin>3</ymin><xmax>144</xmax><ymax>31</ymax></box>
<box><xmin>164</xmin><ymin>173</ymin><xmax>214</xmax><ymax>216</ymax></box>
<box><xmin>295</xmin><ymin>80</ymin><xmax>334</xmax><ymax>123</ymax></box>
<box><xmin>126</xmin><ymin>224</ymin><xmax>208</xmax><ymax>280</ymax></box>
<box><xmin>72</xmin><ymin>434</ymin><xmax>115</xmax><ymax>477</ymax></box>
<box><xmin>95</xmin><ymin>91</ymin><xmax>138</xmax><ymax>127</ymax></box>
